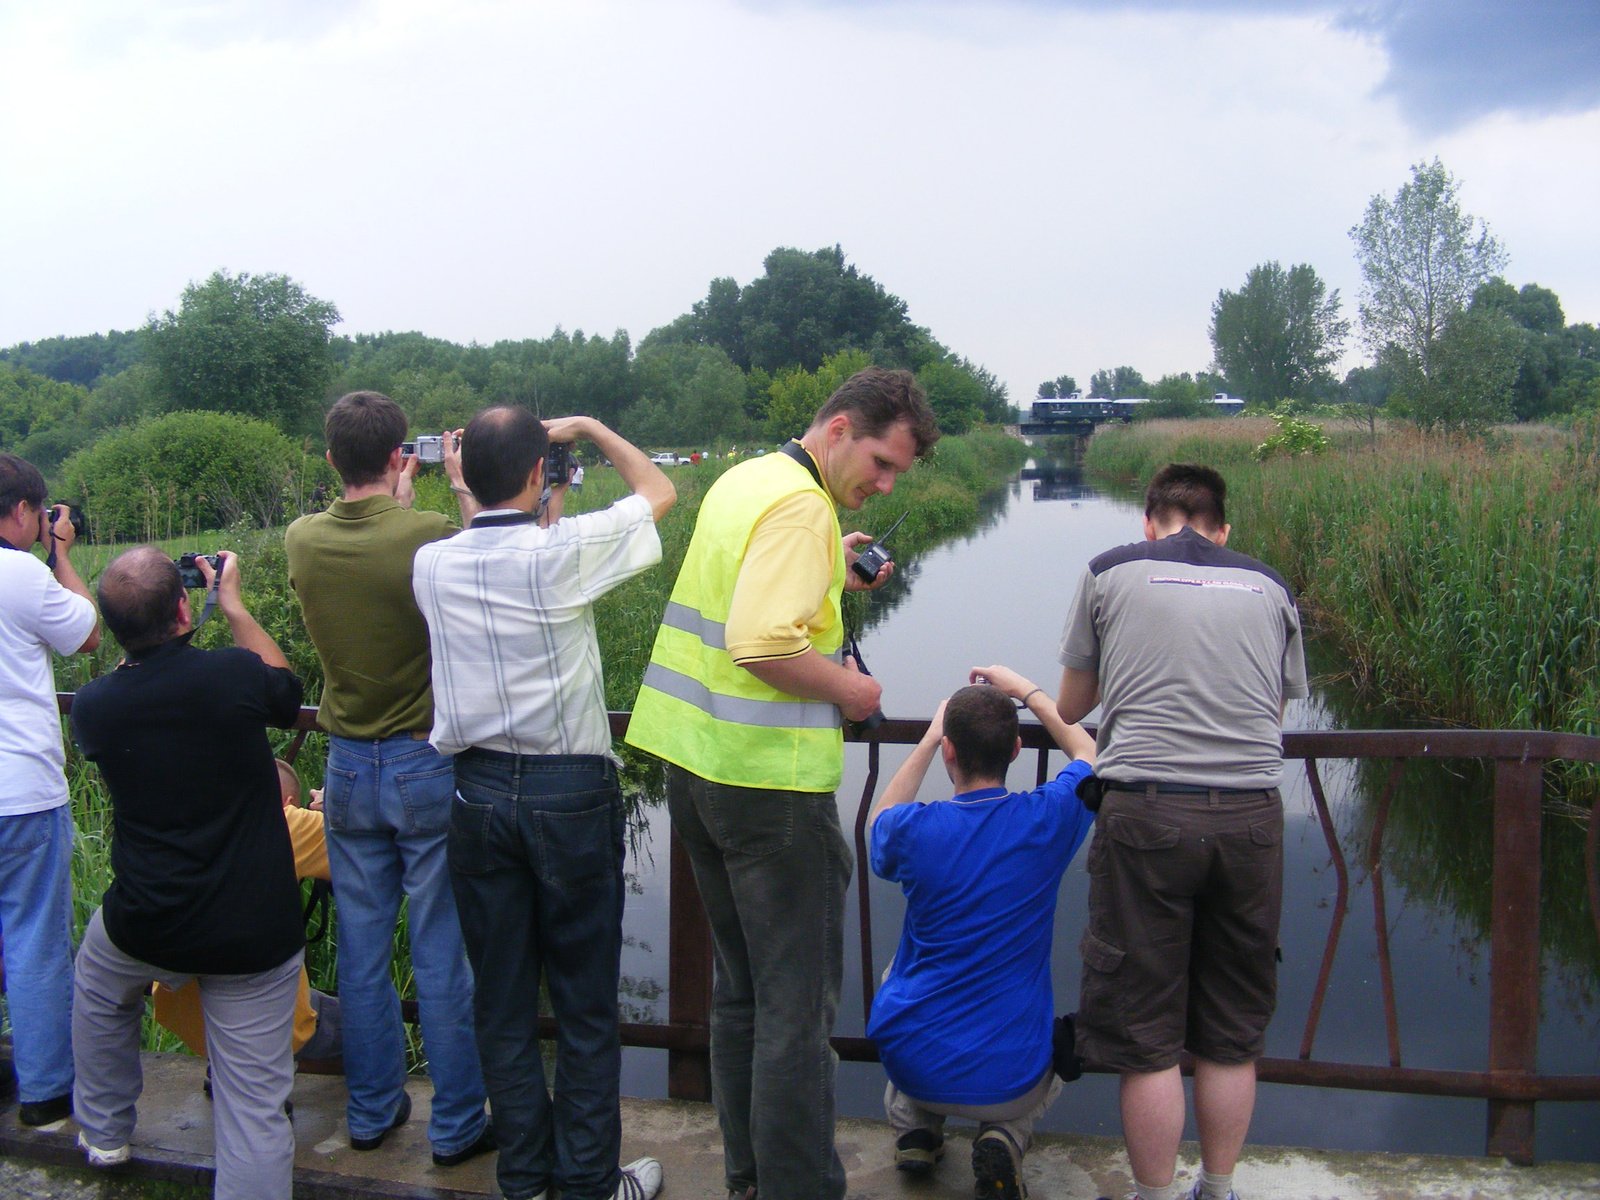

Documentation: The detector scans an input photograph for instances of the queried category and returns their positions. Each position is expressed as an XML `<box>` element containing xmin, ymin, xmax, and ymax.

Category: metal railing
<box><xmin>59</xmin><ymin>697</ymin><xmax>1600</xmax><ymax>1164</ymax></box>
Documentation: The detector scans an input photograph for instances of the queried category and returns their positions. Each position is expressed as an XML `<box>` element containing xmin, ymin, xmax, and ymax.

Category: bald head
<box><xmin>98</xmin><ymin>546</ymin><xmax>185</xmax><ymax>653</ymax></box>
<box><xmin>461</xmin><ymin>405</ymin><xmax>547</xmax><ymax>507</ymax></box>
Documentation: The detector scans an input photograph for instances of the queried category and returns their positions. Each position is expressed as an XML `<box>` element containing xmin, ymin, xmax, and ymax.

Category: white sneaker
<box><xmin>77</xmin><ymin>1132</ymin><xmax>131</xmax><ymax>1168</ymax></box>
<box><xmin>1185</xmin><ymin>1183</ymin><xmax>1239</xmax><ymax>1200</ymax></box>
<box><xmin>613</xmin><ymin>1155</ymin><xmax>663</xmax><ymax>1200</ymax></box>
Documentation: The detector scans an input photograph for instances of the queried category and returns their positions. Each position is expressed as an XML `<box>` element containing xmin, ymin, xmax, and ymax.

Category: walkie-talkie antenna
<box><xmin>877</xmin><ymin>510</ymin><xmax>910</xmax><ymax>546</ymax></box>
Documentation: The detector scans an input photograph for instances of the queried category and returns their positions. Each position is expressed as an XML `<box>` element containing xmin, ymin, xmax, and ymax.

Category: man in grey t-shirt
<box><xmin>1056</xmin><ymin>464</ymin><xmax>1306</xmax><ymax>1200</ymax></box>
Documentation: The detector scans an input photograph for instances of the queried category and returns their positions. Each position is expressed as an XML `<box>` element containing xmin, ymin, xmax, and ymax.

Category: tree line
<box><xmin>0</xmin><ymin>246</ymin><xmax>1011</xmax><ymax>494</ymax></box>
<box><xmin>1036</xmin><ymin>159</ymin><xmax>1600</xmax><ymax>432</ymax></box>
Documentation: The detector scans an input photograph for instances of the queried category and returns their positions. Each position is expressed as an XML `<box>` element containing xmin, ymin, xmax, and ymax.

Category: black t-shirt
<box><xmin>72</xmin><ymin>635</ymin><xmax>306</xmax><ymax>975</ymax></box>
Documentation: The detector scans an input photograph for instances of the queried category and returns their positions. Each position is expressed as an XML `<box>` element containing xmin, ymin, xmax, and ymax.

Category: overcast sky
<box><xmin>2</xmin><ymin>0</ymin><xmax>1597</xmax><ymax>396</ymax></box>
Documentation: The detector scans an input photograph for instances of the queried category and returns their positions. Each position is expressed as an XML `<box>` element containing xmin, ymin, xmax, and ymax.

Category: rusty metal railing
<box><xmin>59</xmin><ymin>697</ymin><xmax>1600</xmax><ymax>1164</ymax></box>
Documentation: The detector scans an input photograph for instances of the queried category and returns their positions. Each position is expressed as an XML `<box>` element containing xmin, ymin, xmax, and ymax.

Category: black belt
<box><xmin>458</xmin><ymin>747</ymin><xmax>610</xmax><ymax>769</ymax></box>
<box><xmin>1103</xmin><ymin>781</ymin><xmax>1271</xmax><ymax>797</ymax></box>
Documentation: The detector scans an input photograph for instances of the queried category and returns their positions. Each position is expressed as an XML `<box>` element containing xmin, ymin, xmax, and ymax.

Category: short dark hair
<box><xmin>1145</xmin><ymin>463</ymin><xmax>1227</xmax><ymax>531</ymax></box>
<box><xmin>98</xmin><ymin>546</ymin><xmax>185</xmax><ymax>653</ymax></box>
<box><xmin>943</xmin><ymin>685</ymin><xmax>1019</xmax><ymax>782</ymax></box>
<box><xmin>461</xmin><ymin>406</ymin><xmax>548</xmax><ymax>508</ymax></box>
<box><xmin>0</xmin><ymin>453</ymin><xmax>47</xmax><ymax>522</ymax></box>
<box><xmin>325</xmin><ymin>392</ymin><xmax>408</xmax><ymax>487</ymax></box>
<box><xmin>811</xmin><ymin>368</ymin><xmax>941</xmax><ymax>457</ymax></box>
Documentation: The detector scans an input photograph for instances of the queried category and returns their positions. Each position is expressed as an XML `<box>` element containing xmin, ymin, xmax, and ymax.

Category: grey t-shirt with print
<box><xmin>1059</xmin><ymin>526</ymin><xmax>1308</xmax><ymax>789</ymax></box>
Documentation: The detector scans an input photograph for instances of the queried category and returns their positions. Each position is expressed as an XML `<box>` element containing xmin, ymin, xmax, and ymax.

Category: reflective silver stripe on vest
<box><xmin>642</xmin><ymin>663</ymin><xmax>842</xmax><ymax>730</ymax></box>
<box><xmin>661</xmin><ymin>601</ymin><xmax>726</xmax><ymax>651</ymax></box>
<box><xmin>662</xmin><ymin>602</ymin><xmax>845</xmax><ymax>665</ymax></box>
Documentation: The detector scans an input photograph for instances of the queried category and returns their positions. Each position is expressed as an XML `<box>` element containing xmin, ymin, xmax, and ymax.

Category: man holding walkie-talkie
<box><xmin>627</xmin><ymin>369</ymin><xmax>940</xmax><ymax>1200</ymax></box>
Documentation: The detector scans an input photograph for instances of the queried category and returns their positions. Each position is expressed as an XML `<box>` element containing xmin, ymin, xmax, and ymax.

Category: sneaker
<box><xmin>1185</xmin><ymin>1185</ymin><xmax>1238</xmax><ymax>1200</ymax></box>
<box><xmin>77</xmin><ymin>1132</ymin><xmax>131</xmax><ymax>1168</ymax></box>
<box><xmin>349</xmin><ymin>1090</ymin><xmax>412</xmax><ymax>1151</ymax></box>
<box><xmin>972</xmin><ymin>1129</ymin><xmax>1026</xmax><ymax>1200</ymax></box>
<box><xmin>433</xmin><ymin>1117</ymin><xmax>496</xmax><ymax>1167</ymax></box>
<box><xmin>895</xmin><ymin>1127</ymin><xmax>945</xmax><ymax>1175</ymax></box>
<box><xmin>18</xmin><ymin>1093</ymin><xmax>73</xmax><ymax>1129</ymax></box>
<box><xmin>613</xmin><ymin>1155</ymin><xmax>663</xmax><ymax>1200</ymax></box>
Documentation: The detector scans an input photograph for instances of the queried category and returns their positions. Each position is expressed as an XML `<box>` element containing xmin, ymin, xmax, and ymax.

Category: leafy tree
<box><xmin>0</xmin><ymin>330</ymin><xmax>144</xmax><ymax>388</ymax></box>
<box><xmin>1209</xmin><ymin>261</ymin><xmax>1348</xmax><ymax>407</ymax></box>
<box><xmin>1036</xmin><ymin>374</ymin><xmax>1077</xmax><ymax>399</ymax></box>
<box><xmin>1088</xmin><ymin>366</ymin><xmax>1147</xmax><ymax>399</ymax></box>
<box><xmin>1469</xmin><ymin>278</ymin><xmax>1598</xmax><ymax>421</ymax></box>
<box><xmin>1349</xmin><ymin>159</ymin><xmax>1507</xmax><ymax>383</ymax></box>
<box><xmin>622</xmin><ymin>344</ymin><xmax>751</xmax><ymax>446</ymax></box>
<box><xmin>145</xmin><ymin>271</ymin><xmax>341</xmax><ymax>433</ymax></box>
<box><xmin>1385</xmin><ymin>309</ymin><xmax>1522</xmax><ymax>432</ymax></box>
<box><xmin>765</xmin><ymin>350</ymin><xmax>874</xmax><ymax>442</ymax></box>
<box><xmin>915</xmin><ymin>360</ymin><xmax>985</xmax><ymax>435</ymax></box>
<box><xmin>0</xmin><ymin>364</ymin><xmax>91</xmax><ymax>467</ymax></box>
<box><xmin>1137</xmin><ymin>373</ymin><xmax>1218</xmax><ymax>419</ymax></box>
<box><xmin>58</xmin><ymin>411</ymin><xmax>334</xmax><ymax>540</ymax></box>
<box><xmin>1341</xmin><ymin>363</ymin><xmax>1394</xmax><ymax>435</ymax></box>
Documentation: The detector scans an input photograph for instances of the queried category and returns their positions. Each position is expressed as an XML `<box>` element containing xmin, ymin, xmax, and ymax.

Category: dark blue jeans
<box><xmin>449</xmin><ymin>749</ymin><xmax>625</xmax><ymax>1200</ymax></box>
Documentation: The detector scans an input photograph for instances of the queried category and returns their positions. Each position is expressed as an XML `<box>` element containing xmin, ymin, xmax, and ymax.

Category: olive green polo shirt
<box><xmin>284</xmin><ymin>495</ymin><xmax>458</xmax><ymax>741</ymax></box>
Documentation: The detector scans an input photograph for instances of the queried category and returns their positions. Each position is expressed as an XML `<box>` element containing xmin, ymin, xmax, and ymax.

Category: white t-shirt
<box><xmin>0</xmin><ymin>547</ymin><xmax>97</xmax><ymax>815</ymax></box>
<box><xmin>413</xmin><ymin>494</ymin><xmax>661</xmax><ymax>759</ymax></box>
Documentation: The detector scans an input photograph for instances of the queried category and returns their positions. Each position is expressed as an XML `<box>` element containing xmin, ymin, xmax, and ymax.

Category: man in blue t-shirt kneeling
<box><xmin>867</xmin><ymin>665</ymin><xmax>1095</xmax><ymax>1200</ymax></box>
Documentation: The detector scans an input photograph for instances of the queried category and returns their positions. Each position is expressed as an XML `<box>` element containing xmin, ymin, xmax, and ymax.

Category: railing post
<box><xmin>667</xmin><ymin>827</ymin><xmax>714</xmax><ymax>1102</ymax></box>
<box><xmin>1486</xmin><ymin>756</ymin><xmax>1543</xmax><ymax>1164</ymax></box>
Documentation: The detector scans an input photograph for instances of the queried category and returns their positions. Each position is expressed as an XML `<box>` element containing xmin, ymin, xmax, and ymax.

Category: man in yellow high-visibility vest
<box><xmin>627</xmin><ymin>368</ymin><xmax>940</xmax><ymax>1200</ymax></box>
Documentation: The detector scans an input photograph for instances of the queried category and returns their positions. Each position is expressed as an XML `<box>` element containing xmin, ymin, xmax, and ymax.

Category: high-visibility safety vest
<box><xmin>626</xmin><ymin>450</ymin><xmax>847</xmax><ymax>792</ymax></box>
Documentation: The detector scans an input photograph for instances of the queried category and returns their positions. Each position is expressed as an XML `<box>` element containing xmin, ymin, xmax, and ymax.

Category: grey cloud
<box><xmin>789</xmin><ymin>0</ymin><xmax>1600</xmax><ymax>131</ymax></box>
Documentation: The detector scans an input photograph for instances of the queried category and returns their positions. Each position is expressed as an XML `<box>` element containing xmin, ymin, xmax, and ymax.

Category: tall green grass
<box><xmin>1084</xmin><ymin>419</ymin><xmax>1600</xmax><ymax>736</ymax></box>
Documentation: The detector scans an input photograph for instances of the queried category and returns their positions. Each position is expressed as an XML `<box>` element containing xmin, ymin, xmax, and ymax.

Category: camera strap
<box><xmin>0</xmin><ymin>535</ymin><xmax>18</xmax><ymax>552</ymax></box>
<box><xmin>779</xmin><ymin>440</ymin><xmax>824</xmax><ymax>490</ymax></box>
<box><xmin>193</xmin><ymin>561</ymin><xmax>224</xmax><ymax>630</ymax></box>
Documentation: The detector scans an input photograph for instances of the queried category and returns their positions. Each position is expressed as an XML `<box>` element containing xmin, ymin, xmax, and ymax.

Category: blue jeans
<box><xmin>449</xmin><ymin>749</ymin><xmax>625</xmax><ymax>1200</ymax></box>
<box><xmin>323</xmin><ymin>735</ymin><xmax>487</xmax><ymax>1152</ymax></box>
<box><xmin>0</xmin><ymin>804</ymin><xmax>75</xmax><ymax>1103</ymax></box>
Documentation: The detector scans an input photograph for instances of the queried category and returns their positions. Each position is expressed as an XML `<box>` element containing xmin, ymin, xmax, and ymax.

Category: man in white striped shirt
<box><xmin>413</xmin><ymin>407</ymin><xmax>675</xmax><ymax>1200</ymax></box>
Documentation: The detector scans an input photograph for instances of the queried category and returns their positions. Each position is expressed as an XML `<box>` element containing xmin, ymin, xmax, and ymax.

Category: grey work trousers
<box><xmin>666</xmin><ymin>765</ymin><xmax>852</xmax><ymax>1200</ymax></box>
<box><xmin>72</xmin><ymin>908</ymin><xmax>302</xmax><ymax>1200</ymax></box>
<box><xmin>884</xmin><ymin>1067</ymin><xmax>1061</xmax><ymax>1159</ymax></box>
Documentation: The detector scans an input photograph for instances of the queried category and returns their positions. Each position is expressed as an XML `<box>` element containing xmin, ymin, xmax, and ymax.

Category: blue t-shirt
<box><xmin>867</xmin><ymin>760</ymin><xmax>1095</xmax><ymax>1106</ymax></box>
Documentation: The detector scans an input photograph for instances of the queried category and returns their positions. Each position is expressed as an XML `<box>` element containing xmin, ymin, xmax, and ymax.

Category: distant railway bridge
<box><xmin>1017</xmin><ymin>391</ymin><xmax>1244</xmax><ymax>436</ymax></box>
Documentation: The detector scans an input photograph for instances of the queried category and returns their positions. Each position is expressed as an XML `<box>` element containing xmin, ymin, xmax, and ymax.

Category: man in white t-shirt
<box><xmin>0</xmin><ymin>454</ymin><xmax>100</xmax><ymax>1126</ymax></box>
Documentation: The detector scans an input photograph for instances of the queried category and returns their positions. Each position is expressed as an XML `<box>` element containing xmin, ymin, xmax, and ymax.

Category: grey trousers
<box><xmin>666</xmin><ymin>765</ymin><xmax>852</xmax><ymax>1200</ymax></box>
<box><xmin>884</xmin><ymin>1067</ymin><xmax>1061</xmax><ymax>1158</ymax></box>
<box><xmin>72</xmin><ymin>908</ymin><xmax>302</xmax><ymax>1200</ymax></box>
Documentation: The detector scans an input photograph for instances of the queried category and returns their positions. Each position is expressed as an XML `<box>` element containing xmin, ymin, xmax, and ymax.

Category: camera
<box><xmin>401</xmin><ymin>434</ymin><xmax>453</xmax><ymax>464</ymax></box>
<box><xmin>45</xmin><ymin>502</ymin><xmax>87</xmax><ymax>541</ymax></box>
<box><xmin>546</xmin><ymin>441</ymin><xmax>573</xmax><ymax>487</ymax></box>
<box><xmin>175</xmin><ymin>552</ymin><xmax>223</xmax><ymax>590</ymax></box>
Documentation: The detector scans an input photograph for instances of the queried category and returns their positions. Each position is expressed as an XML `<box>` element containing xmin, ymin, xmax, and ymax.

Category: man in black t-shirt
<box><xmin>71</xmin><ymin>547</ymin><xmax>305</xmax><ymax>1198</ymax></box>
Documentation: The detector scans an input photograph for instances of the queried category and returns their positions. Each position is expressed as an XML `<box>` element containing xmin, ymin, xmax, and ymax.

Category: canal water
<box><xmin>615</xmin><ymin>461</ymin><xmax>1600</xmax><ymax>1163</ymax></box>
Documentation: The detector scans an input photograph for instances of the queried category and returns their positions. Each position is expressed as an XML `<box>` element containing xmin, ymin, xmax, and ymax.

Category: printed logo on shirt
<box><xmin>1147</xmin><ymin>575</ymin><xmax>1264</xmax><ymax>595</ymax></box>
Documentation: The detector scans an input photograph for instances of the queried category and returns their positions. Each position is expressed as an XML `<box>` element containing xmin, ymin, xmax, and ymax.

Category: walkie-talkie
<box><xmin>850</xmin><ymin>510</ymin><xmax>909</xmax><ymax>584</ymax></box>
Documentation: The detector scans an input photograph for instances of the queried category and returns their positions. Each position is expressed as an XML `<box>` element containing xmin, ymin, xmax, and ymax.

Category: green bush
<box><xmin>58</xmin><ymin>411</ymin><xmax>335</xmax><ymax>541</ymax></box>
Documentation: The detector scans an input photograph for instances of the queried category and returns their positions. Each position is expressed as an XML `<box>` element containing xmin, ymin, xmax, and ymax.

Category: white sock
<box><xmin>1133</xmin><ymin>1178</ymin><xmax>1184</xmax><ymax>1200</ymax></box>
<box><xmin>1199</xmin><ymin>1169</ymin><xmax>1234</xmax><ymax>1200</ymax></box>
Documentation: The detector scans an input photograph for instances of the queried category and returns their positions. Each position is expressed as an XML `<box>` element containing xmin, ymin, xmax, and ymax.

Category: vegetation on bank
<box><xmin>1083</xmin><ymin>417</ymin><xmax>1600</xmax><ymax>738</ymax></box>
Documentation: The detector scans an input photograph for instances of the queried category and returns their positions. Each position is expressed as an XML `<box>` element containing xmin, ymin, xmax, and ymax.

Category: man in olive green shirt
<box><xmin>284</xmin><ymin>391</ymin><xmax>492</xmax><ymax>1165</ymax></box>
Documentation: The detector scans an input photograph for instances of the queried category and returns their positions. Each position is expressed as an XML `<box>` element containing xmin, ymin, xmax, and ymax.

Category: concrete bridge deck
<box><xmin>1</xmin><ymin>1054</ymin><xmax>1596</xmax><ymax>1200</ymax></box>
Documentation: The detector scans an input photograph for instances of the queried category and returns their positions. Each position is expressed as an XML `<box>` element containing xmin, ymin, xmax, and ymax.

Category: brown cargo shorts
<box><xmin>1074</xmin><ymin>785</ymin><xmax>1283</xmax><ymax>1073</ymax></box>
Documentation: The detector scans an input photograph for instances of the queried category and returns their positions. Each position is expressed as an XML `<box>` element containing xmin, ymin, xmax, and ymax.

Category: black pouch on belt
<box><xmin>1075</xmin><ymin>773</ymin><xmax>1105</xmax><ymax>813</ymax></box>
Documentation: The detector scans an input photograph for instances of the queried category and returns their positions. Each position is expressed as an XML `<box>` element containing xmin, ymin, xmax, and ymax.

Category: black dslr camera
<box><xmin>45</xmin><ymin>502</ymin><xmax>87</xmax><ymax>541</ymax></box>
<box><xmin>175</xmin><ymin>553</ymin><xmax>223</xmax><ymax>589</ymax></box>
<box><xmin>546</xmin><ymin>442</ymin><xmax>574</xmax><ymax>487</ymax></box>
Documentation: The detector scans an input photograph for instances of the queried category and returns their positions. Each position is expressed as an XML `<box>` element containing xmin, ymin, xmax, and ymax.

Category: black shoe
<box><xmin>972</xmin><ymin>1130</ymin><xmax>1025</xmax><ymax>1200</ymax></box>
<box><xmin>19</xmin><ymin>1093</ymin><xmax>73</xmax><ymax>1127</ymax></box>
<box><xmin>895</xmin><ymin>1128</ymin><xmax>945</xmax><ymax>1175</ymax></box>
<box><xmin>432</xmin><ymin>1116</ymin><xmax>496</xmax><ymax>1167</ymax></box>
<box><xmin>349</xmin><ymin>1090</ymin><xmax>411</xmax><ymax>1151</ymax></box>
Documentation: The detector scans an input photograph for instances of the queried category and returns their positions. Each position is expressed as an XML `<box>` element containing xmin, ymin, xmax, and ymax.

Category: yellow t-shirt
<box><xmin>724</xmin><ymin>490</ymin><xmax>838</xmax><ymax>664</ymax></box>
